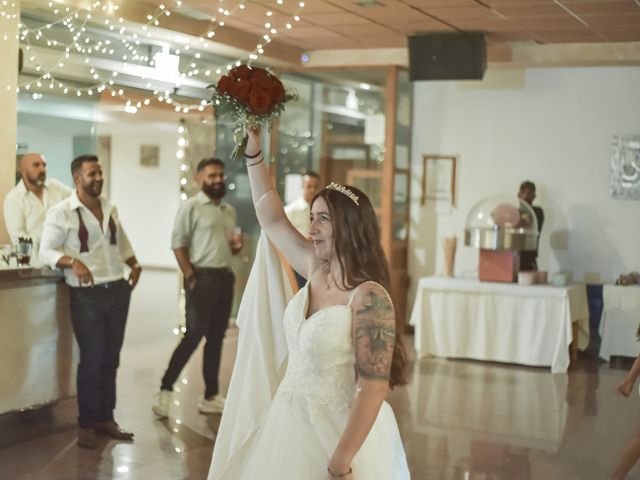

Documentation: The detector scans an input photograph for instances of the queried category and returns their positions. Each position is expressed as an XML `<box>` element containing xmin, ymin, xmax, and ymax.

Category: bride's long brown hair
<box><xmin>312</xmin><ymin>185</ymin><xmax>407</xmax><ymax>388</ymax></box>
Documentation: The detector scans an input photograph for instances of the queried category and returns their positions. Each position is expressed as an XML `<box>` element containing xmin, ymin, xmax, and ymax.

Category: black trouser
<box><xmin>161</xmin><ymin>268</ymin><xmax>234</xmax><ymax>398</ymax></box>
<box><xmin>69</xmin><ymin>279</ymin><xmax>131</xmax><ymax>428</ymax></box>
<box><xmin>520</xmin><ymin>250</ymin><xmax>538</xmax><ymax>271</ymax></box>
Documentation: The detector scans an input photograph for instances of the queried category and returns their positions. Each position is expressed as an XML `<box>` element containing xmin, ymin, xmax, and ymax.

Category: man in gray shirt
<box><xmin>152</xmin><ymin>158</ymin><xmax>242</xmax><ymax>417</ymax></box>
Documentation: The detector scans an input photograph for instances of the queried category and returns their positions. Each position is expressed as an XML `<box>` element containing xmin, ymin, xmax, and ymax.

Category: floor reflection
<box><xmin>412</xmin><ymin>359</ymin><xmax>568</xmax><ymax>451</ymax></box>
<box><xmin>452</xmin><ymin>441</ymin><xmax>532</xmax><ymax>480</ymax></box>
<box><xmin>386</xmin><ymin>350</ymin><xmax>640</xmax><ymax>479</ymax></box>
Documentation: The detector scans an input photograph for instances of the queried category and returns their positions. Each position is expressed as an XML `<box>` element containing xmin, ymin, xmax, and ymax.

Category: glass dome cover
<box><xmin>464</xmin><ymin>195</ymin><xmax>539</xmax><ymax>251</ymax></box>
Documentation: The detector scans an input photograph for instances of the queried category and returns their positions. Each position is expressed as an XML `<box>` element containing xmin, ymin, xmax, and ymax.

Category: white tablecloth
<box><xmin>409</xmin><ymin>277</ymin><xmax>590</xmax><ymax>373</ymax></box>
<box><xmin>598</xmin><ymin>285</ymin><xmax>640</xmax><ymax>361</ymax></box>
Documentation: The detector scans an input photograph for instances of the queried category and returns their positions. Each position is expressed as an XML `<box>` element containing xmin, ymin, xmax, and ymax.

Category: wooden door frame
<box><xmin>381</xmin><ymin>66</ymin><xmax>398</xmax><ymax>259</ymax></box>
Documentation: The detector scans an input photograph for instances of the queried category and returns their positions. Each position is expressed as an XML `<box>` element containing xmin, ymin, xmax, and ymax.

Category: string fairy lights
<box><xmin>1</xmin><ymin>0</ymin><xmax>306</xmax><ymax>114</ymax></box>
<box><xmin>177</xmin><ymin>119</ymin><xmax>190</xmax><ymax>202</ymax></box>
<box><xmin>175</xmin><ymin>117</ymin><xmax>190</xmax><ymax>337</ymax></box>
<box><xmin>183</xmin><ymin>0</ymin><xmax>306</xmax><ymax>78</ymax></box>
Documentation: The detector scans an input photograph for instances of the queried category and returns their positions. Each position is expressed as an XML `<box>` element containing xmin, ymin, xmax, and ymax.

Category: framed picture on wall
<box><xmin>140</xmin><ymin>144</ymin><xmax>160</xmax><ymax>167</ymax></box>
<box><xmin>610</xmin><ymin>135</ymin><xmax>640</xmax><ymax>200</ymax></box>
<box><xmin>421</xmin><ymin>155</ymin><xmax>457</xmax><ymax>207</ymax></box>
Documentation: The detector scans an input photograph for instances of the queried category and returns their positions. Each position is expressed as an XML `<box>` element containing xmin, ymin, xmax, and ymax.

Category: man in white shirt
<box><xmin>40</xmin><ymin>154</ymin><xmax>142</xmax><ymax>450</ymax></box>
<box><xmin>284</xmin><ymin>171</ymin><xmax>320</xmax><ymax>287</ymax></box>
<box><xmin>152</xmin><ymin>158</ymin><xmax>242</xmax><ymax>418</ymax></box>
<box><xmin>3</xmin><ymin>152</ymin><xmax>72</xmax><ymax>248</ymax></box>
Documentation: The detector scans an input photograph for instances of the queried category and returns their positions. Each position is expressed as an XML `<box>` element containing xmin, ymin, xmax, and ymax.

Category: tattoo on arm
<box><xmin>353</xmin><ymin>286</ymin><xmax>396</xmax><ymax>382</ymax></box>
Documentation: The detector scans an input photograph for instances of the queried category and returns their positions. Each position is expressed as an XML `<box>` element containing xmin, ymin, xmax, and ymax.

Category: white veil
<box><xmin>207</xmin><ymin>231</ymin><xmax>293</xmax><ymax>479</ymax></box>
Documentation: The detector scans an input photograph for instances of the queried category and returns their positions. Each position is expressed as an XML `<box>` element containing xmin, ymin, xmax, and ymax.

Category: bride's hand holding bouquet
<box><xmin>244</xmin><ymin>126</ymin><xmax>262</xmax><ymax>159</ymax></box>
<box><xmin>211</xmin><ymin>64</ymin><xmax>296</xmax><ymax>163</ymax></box>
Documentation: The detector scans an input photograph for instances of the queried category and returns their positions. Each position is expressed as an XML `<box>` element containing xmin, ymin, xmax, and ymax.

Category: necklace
<box><xmin>321</xmin><ymin>262</ymin><xmax>333</xmax><ymax>290</ymax></box>
<box><xmin>325</xmin><ymin>266</ymin><xmax>339</xmax><ymax>290</ymax></box>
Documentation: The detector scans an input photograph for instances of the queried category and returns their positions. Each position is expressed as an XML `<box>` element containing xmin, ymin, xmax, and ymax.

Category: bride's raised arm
<box><xmin>244</xmin><ymin>127</ymin><xmax>317</xmax><ymax>277</ymax></box>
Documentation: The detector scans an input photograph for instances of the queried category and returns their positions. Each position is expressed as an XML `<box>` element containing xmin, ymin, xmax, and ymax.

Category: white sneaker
<box><xmin>198</xmin><ymin>395</ymin><xmax>225</xmax><ymax>414</ymax></box>
<box><xmin>152</xmin><ymin>390</ymin><xmax>172</xmax><ymax>418</ymax></box>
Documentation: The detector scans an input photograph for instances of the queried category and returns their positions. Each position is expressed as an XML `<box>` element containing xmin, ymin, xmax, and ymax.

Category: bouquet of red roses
<box><xmin>211</xmin><ymin>64</ymin><xmax>297</xmax><ymax>162</ymax></box>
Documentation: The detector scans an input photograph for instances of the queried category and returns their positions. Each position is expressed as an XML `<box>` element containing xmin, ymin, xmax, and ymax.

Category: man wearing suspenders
<box><xmin>40</xmin><ymin>155</ymin><xmax>142</xmax><ymax>449</ymax></box>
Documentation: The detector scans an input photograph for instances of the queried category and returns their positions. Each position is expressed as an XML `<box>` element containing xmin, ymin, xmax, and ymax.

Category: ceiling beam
<box><xmin>509</xmin><ymin>42</ymin><xmax>640</xmax><ymax>68</ymax></box>
<box><xmin>20</xmin><ymin>44</ymin><xmax>210</xmax><ymax>97</ymax></box>
<box><xmin>302</xmin><ymin>42</ymin><xmax>640</xmax><ymax>69</ymax></box>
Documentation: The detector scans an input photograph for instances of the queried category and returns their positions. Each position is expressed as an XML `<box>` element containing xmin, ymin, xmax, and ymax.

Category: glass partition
<box><xmin>320</xmin><ymin>82</ymin><xmax>385</xmax><ymax>195</ymax></box>
<box><xmin>275</xmin><ymin>75</ymin><xmax>316</xmax><ymax>199</ymax></box>
<box><xmin>17</xmin><ymin>94</ymin><xmax>98</xmax><ymax>188</ymax></box>
<box><xmin>393</xmin><ymin>69</ymin><xmax>412</xmax><ymax>241</ymax></box>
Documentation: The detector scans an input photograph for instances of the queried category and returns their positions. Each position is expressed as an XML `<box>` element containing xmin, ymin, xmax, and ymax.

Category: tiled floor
<box><xmin>1</xmin><ymin>270</ymin><xmax>638</xmax><ymax>479</ymax></box>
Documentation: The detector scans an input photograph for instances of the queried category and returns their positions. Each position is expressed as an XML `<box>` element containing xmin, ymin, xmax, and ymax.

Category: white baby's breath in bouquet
<box><xmin>210</xmin><ymin>64</ymin><xmax>297</xmax><ymax>162</ymax></box>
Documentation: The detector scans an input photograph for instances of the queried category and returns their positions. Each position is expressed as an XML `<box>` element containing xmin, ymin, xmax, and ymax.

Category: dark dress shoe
<box><xmin>93</xmin><ymin>420</ymin><xmax>134</xmax><ymax>440</ymax></box>
<box><xmin>77</xmin><ymin>427</ymin><xmax>96</xmax><ymax>449</ymax></box>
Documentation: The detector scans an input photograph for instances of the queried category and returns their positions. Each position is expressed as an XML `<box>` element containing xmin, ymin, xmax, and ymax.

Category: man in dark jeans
<box><xmin>40</xmin><ymin>155</ymin><xmax>142</xmax><ymax>449</ymax></box>
<box><xmin>152</xmin><ymin>158</ymin><xmax>242</xmax><ymax>418</ymax></box>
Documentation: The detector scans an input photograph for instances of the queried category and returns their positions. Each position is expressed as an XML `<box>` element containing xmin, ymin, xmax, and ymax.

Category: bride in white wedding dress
<box><xmin>207</xmin><ymin>127</ymin><xmax>410</xmax><ymax>480</ymax></box>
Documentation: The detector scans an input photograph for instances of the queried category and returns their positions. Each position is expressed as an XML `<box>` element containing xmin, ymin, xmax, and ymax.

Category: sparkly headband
<box><xmin>326</xmin><ymin>182</ymin><xmax>359</xmax><ymax>206</ymax></box>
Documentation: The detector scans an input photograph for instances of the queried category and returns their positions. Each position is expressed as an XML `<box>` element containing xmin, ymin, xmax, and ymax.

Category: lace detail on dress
<box><xmin>277</xmin><ymin>285</ymin><xmax>357</xmax><ymax>420</ymax></box>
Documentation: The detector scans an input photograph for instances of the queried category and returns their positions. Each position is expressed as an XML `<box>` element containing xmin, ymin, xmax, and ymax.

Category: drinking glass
<box><xmin>16</xmin><ymin>241</ymin><xmax>33</xmax><ymax>266</ymax></box>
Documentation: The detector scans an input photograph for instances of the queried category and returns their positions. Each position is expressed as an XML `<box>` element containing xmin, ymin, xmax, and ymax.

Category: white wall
<box><xmin>97</xmin><ymin>118</ymin><xmax>180</xmax><ymax>268</ymax></box>
<box><xmin>409</xmin><ymin>66</ymin><xmax>640</xmax><ymax>302</ymax></box>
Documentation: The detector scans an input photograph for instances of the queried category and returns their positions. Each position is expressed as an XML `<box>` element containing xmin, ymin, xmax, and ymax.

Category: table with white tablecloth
<box><xmin>409</xmin><ymin>277</ymin><xmax>590</xmax><ymax>373</ymax></box>
<box><xmin>598</xmin><ymin>285</ymin><xmax>640</xmax><ymax>361</ymax></box>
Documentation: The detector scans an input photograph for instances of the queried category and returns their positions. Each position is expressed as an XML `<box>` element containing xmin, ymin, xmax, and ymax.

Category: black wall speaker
<box><xmin>408</xmin><ymin>32</ymin><xmax>486</xmax><ymax>81</ymax></box>
<box><xmin>18</xmin><ymin>47</ymin><xmax>23</xmax><ymax>73</ymax></box>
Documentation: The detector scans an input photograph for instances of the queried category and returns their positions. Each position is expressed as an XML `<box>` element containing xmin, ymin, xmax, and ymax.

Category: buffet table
<box><xmin>409</xmin><ymin>277</ymin><xmax>589</xmax><ymax>373</ymax></box>
<box><xmin>598</xmin><ymin>285</ymin><xmax>640</xmax><ymax>361</ymax></box>
<box><xmin>0</xmin><ymin>268</ymin><xmax>76</xmax><ymax>414</ymax></box>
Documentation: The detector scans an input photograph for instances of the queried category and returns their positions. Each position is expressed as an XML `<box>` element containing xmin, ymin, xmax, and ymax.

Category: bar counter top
<box><xmin>0</xmin><ymin>267</ymin><xmax>63</xmax><ymax>284</ymax></box>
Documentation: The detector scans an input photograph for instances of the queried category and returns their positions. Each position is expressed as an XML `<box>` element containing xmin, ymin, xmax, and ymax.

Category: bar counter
<box><xmin>0</xmin><ymin>267</ymin><xmax>76</xmax><ymax>415</ymax></box>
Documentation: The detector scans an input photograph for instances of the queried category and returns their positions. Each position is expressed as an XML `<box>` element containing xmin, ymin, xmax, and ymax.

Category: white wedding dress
<box><xmin>208</xmin><ymin>234</ymin><xmax>410</xmax><ymax>479</ymax></box>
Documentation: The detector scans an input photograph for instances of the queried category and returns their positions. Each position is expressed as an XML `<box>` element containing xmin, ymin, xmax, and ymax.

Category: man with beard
<box><xmin>3</xmin><ymin>152</ymin><xmax>72</xmax><ymax>249</ymax></box>
<box><xmin>39</xmin><ymin>154</ymin><xmax>142</xmax><ymax>449</ymax></box>
<box><xmin>152</xmin><ymin>158</ymin><xmax>242</xmax><ymax>418</ymax></box>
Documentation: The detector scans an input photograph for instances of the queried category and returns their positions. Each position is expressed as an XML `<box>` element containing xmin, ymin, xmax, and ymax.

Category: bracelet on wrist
<box><xmin>131</xmin><ymin>262</ymin><xmax>142</xmax><ymax>271</ymax></box>
<box><xmin>246</xmin><ymin>156</ymin><xmax>264</xmax><ymax>167</ymax></box>
<box><xmin>327</xmin><ymin>466</ymin><xmax>352</xmax><ymax>477</ymax></box>
<box><xmin>244</xmin><ymin>149</ymin><xmax>262</xmax><ymax>159</ymax></box>
<box><xmin>69</xmin><ymin>257</ymin><xmax>76</xmax><ymax>267</ymax></box>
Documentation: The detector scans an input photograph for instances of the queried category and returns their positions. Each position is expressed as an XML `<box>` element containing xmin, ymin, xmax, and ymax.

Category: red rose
<box><xmin>251</xmin><ymin>73</ymin><xmax>273</xmax><ymax>93</ymax></box>
<box><xmin>216</xmin><ymin>75</ymin><xmax>232</xmax><ymax>94</ymax></box>
<box><xmin>230</xmin><ymin>64</ymin><xmax>253</xmax><ymax>80</ymax></box>
<box><xmin>271</xmin><ymin>81</ymin><xmax>285</xmax><ymax>105</ymax></box>
<box><xmin>229</xmin><ymin>78</ymin><xmax>251</xmax><ymax>103</ymax></box>
<box><xmin>249</xmin><ymin>88</ymin><xmax>272</xmax><ymax>114</ymax></box>
<box><xmin>251</xmin><ymin>68</ymin><xmax>269</xmax><ymax>81</ymax></box>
